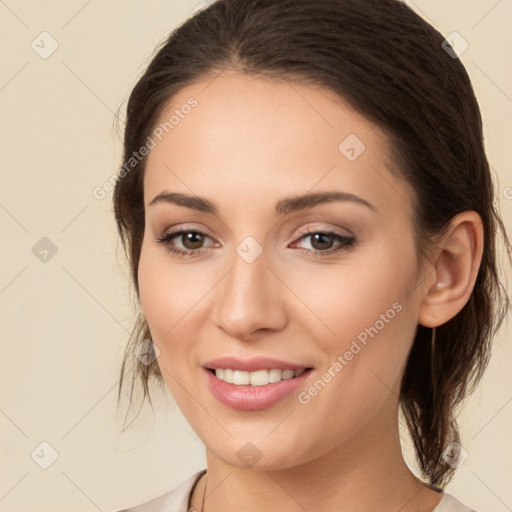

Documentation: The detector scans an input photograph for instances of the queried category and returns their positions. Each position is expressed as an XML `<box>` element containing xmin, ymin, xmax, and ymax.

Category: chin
<box><xmin>204</xmin><ymin>433</ymin><xmax>316</xmax><ymax>472</ymax></box>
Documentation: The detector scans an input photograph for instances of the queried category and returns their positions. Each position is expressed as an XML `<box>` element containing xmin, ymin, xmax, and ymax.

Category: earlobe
<box><xmin>418</xmin><ymin>211</ymin><xmax>484</xmax><ymax>328</ymax></box>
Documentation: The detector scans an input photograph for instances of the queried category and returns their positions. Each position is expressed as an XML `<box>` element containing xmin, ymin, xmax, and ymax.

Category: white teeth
<box><xmin>282</xmin><ymin>369</ymin><xmax>295</xmax><ymax>380</ymax></box>
<box><xmin>233</xmin><ymin>370</ymin><xmax>250</xmax><ymax>385</ymax></box>
<box><xmin>214</xmin><ymin>368</ymin><xmax>307</xmax><ymax>386</ymax></box>
<box><xmin>268</xmin><ymin>368</ymin><xmax>282</xmax><ymax>383</ymax></box>
<box><xmin>249</xmin><ymin>370</ymin><xmax>268</xmax><ymax>386</ymax></box>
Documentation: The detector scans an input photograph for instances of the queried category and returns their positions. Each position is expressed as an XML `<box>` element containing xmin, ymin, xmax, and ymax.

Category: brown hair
<box><xmin>113</xmin><ymin>0</ymin><xmax>511</xmax><ymax>488</ymax></box>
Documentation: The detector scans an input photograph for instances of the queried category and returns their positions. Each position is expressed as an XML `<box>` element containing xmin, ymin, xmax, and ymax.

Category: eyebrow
<box><xmin>148</xmin><ymin>190</ymin><xmax>376</xmax><ymax>215</ymax></box>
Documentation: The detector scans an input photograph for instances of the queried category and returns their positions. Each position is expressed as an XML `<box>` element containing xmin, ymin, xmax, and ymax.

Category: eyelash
<box><xmin>155</xmin><ymin>227</ymin><xmax>356</xmax><ymax>259</ymax></box>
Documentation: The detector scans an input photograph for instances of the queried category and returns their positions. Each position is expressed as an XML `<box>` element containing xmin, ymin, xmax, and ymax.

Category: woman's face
<box><xmin>138</xmin><ymin>71</ymin><xmax>429</xmax><ymax>470</ymax></box>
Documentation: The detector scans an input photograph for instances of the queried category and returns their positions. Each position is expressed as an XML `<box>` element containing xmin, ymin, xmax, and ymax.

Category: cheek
<box><xmin>137</xmin><ymin>242</ymin><xmax>207</xmax><ymax>336</ymax></box>
<box><xmin>137</xmin><ymin>253</ymin><xmax>171</xmax><ymax>335</ymax></box>
<box><xmin>137</xmin><ymin>252</ymin><xmax>193</xmax><ymax>404</ymax></box>
<box><xmin>137</xmin><ymin>243</ymin><xmax>192</xmax><ymax>375</ymax></box>
<box><xmin>137</xmin><ymin>242</ymin><xmax>216</xmax><ymax>387</ymax></box>
<box><xmin>284</xmin><ymin>243</ymin><xmax>417</xmax><ymax>342</ymax></box>
<box><xmin>286</xmin><ymin>239</ymin><xmax>419</xmax><ymax>397</ymax></box>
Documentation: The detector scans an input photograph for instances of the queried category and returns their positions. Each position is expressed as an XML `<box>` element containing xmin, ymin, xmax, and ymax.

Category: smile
<box><xmin>202</xmin><ymin>356</ymin><xmax>314</xmax><ymax>410</ymax></box>
<box><xmin>211</xmin><ymin>368</ymin><xmax>306</xmax><ymax>386</ymax></box>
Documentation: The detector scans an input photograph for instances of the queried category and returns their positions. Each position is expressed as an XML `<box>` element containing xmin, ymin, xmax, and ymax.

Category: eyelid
<box><xmin>292</xmin><ymin>223</ymin><xmax>353</xmax><ymax>240</ymax></box>
<box><xmin>159</xmin><ymin>223</ymin><xmax>219</xmax><ymax>240</ymax></box>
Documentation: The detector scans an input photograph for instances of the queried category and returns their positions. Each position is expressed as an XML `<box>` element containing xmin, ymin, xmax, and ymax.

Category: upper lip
<box><xmin>204</xmin><ymin>356</ymin><xmax>312</xmax><ymax>372</ymax></box>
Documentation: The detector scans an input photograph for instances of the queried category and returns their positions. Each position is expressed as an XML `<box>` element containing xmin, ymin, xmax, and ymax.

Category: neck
<box><xmin>190</xmin><ymin>402</ymin><xmax>443</xmax><ymax>512</ymax></box>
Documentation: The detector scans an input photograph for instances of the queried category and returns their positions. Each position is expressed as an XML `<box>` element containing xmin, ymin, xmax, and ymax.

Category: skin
<box><xmin>137</xmin><ymin>70</ymin><xmax>484</xmax><ymax>512</ymax></box>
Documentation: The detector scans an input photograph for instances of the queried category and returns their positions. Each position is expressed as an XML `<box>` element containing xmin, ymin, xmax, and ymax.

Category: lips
<box><xmin>202</xmin><ymin>356</ymin><xmax>314</xmax><ymax>410</ymax></box>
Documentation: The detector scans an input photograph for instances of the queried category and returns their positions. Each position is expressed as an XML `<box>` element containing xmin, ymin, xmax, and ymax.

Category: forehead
<box><xmin>143</xmin><ymin>71</ymin><xmax>414</xmax><ymax>218</ymax></box>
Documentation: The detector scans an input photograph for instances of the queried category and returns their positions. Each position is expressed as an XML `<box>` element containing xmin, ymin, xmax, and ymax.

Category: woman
<box><xmin>112</xmin><ymin>0</ymin><xmax>511</xmax><ymax>510</ymax></box>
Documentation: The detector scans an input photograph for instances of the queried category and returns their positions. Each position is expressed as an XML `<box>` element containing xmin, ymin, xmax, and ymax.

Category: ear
<box><xmin>418</xmin><ymin>211</ymin><xmax>484</xmax><ymax>328</ymax></box>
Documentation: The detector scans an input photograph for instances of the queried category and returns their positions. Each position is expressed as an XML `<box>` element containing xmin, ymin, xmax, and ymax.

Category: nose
<box><xmin>213</xmin><ymin>245</ymin><xmax>288</xmax><ymax>341</ymax></box>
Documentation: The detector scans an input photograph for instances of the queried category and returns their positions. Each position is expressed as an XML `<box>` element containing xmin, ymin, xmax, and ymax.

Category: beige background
<box><xmin>0</xmin><ymin>1</ymin><xmax>511</xmax><ymax>511</ymax></box>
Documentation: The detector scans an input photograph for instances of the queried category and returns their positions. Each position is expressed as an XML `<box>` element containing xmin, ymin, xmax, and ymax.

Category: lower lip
<box><xmin>204</xmin><ymin>368</ymin><xmax>313</xmax><ymax>411</ymax></box>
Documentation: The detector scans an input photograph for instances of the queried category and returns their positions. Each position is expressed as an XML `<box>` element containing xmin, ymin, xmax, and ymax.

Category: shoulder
<box><xmin>434</xmin><ymin>492</ymin><xmax>480</xmax><ymax>512</ymax></box>
<box><xmin>113</xmin><ymin>469</ymin><xmax>207</xmax><ymax>512</ymax></box>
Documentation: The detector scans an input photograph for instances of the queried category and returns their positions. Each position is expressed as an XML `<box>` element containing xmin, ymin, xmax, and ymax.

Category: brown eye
<box><xmin>155</xmin><ymin>229</ymin><xmax>217</xmax><ymax>258</ymax></box>
<box><xmin>291</xmin><ymin>230</ymin><xmax>356</xmax><ymax>257</ymax></box>
<box><xmin>180</xmin><ymin>232</ymin><xmax>206</xmax><ymax>250</ymax></box>
<box><xmin>309</xmin><ymin>233</ymin><xmax>335</xmax><ymax>250</ymax></box>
